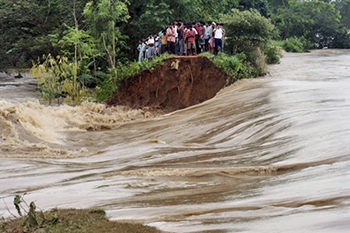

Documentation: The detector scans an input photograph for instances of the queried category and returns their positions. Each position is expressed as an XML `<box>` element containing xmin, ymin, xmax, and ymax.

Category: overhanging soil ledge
<box><xmin>105</xmin><ymin>56</ymin><xmax>229</xmax><ymax>112</ymax></box>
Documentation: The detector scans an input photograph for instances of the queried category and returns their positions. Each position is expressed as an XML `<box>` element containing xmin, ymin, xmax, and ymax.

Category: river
<box><xmin>1</xmin><ymin>50</ymin><xmax>350</xmax><ymax>232</ymax></box>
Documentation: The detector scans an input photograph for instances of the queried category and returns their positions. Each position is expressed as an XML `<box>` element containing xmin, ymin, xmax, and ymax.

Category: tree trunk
<box><xmin>72</xmin><ymin>0</ymin><xmax>79</xmax><ymax>101</ymax></box>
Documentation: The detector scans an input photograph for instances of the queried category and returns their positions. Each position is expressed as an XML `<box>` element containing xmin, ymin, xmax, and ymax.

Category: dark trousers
<box><xmin>161</xmin><ymin>44</ymin><xmax>168</xmax><ymax>54</ymax></box>
<box><xmin>195</xmin><ymin>38</ymin><xmax>200</xmax><ymax>54</ymax></box>
<box><xmin>205</xmin><ymin>39</ymin><xmax>209</xmax><ymax>51</ymax></box>
<box><xmin>168</xmin><ymin>41</ymin><xmax>175</xmax><ymax>54</ymax></box>
<box><xmin>175</xmin><ymin>38</ymin><xmax>179</xmax><ymax>55</ymax></box>
<box><xmin>215</xmin><ymin>38</ymin><xmax>222</xmax><ymax>55</ymax></box>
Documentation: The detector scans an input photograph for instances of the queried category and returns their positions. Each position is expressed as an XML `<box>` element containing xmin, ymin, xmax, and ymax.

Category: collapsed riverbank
<box><xmin>105</xmin><ymin>56</ymin><xmax>230</xmax><ymax>112</ymax></box>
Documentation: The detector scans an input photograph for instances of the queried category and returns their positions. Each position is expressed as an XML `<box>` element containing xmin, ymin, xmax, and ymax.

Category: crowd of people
<box><xmin>137</xmin><ymin>20</ymin><xmax>226</xmax><ymax>62</ymax></box>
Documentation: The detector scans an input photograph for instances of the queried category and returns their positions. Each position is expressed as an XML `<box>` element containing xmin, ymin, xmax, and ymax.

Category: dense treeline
<box><xmin>1</xmin><ymin>0</ymin><xmax>349</xmax><ymax>68</ymax></box>
<box><xmin>1</xmin><ymin>0</ymin><xmax>349</xmax><ymax>103</ymax></box>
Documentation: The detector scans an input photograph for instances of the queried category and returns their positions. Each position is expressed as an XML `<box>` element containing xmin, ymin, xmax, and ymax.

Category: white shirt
<box><xmin>204</xmin><ymin>26</ymin><xmax>209</xmax><ymax>39</ymax></box>
<box><xmin>148</xmin><ymin>37</ymin><xmax>155</xmax><ymax>44</ymax></box>
<box><xmin>175</xmin><ymin>25</ymin><xmax>178</xmax><ymax>38</ymax></box>
<box><xmin>214</xmin><ymin>28</ymin><xmax>223</xmax><ymax>39</ymax></box>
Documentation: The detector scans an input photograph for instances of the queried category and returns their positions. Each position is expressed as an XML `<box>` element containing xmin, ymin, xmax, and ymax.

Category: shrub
<box><xmin>220</xmin><ymin>9</ymin><xmax>279</xmax><ymax>57</ymax></box>
<box><xmin>263</xmin><ymin>44</ymin><xmax>282</xmax><ymax>64</ymax></box>
<box><xmin>95</xmin><ymin>74</ymin><xmax>115</xmax><ymax>102</ymax></box>
<box><xmin>282</xmin><ymin>36</ymin><xmax>313</xmax><ymax>52</ymax></box>
<box><xmin>219</xmin><ymin>9</ymin><xmax>279</xmax><ymax>76</ymax></box>
<box><xmin>116</xmin><ymin>53</ymin><xmax>174</xmax><ymax>88</ymax></box>
<box><xmin>30</xmin><ymin>55</ymin><xmax>92</xmax><ymax>105</ymax></box>
<box><xmin>200</xmin><ymin>52</ymin><xmax>261</xmax><ymax>83</ymax></box>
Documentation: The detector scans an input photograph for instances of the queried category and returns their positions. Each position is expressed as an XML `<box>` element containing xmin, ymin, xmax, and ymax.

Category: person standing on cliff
<box><xmin>146</xmin><ymin>33</ymin><xmax>156</xmax><ymax>58</ymax></box>
<box><xmin>167</xmin><ymin>23</ymin><xmax>176</xmax><ymax>54</ymax></box>
<box><xmin>186</xmin><ymin>24</ymin><xmax>197</xmax><ymax>56</ymax></box>
<box><xmin>204</xmin><ymin>21</ymin><xmax>210</xmax><ymax>51</ymax></box>
<box><xmin>160</xmin><ymin>29</ymin><xmax>168</xmax><ymax>54</ymax></box>
<box><xmin>177</xmin><ymin>22</ymin><xmax>184</xmax><ymax>56</ymax></box>
<box><xmin>198</xmin><ymin>22</ymin><xmax>205</xmax><ymax>54</ymax></box>
<box><xmin>207</xmin><ymin>21</ymin><xmax>215</xmax><ymax>53</ymax></box>
<box><xmin>137</xmin><ymin>40</ymin><xmax>142</xmax><ymax>62</ymax></box>
<box><xmin>139</xmin><ymin>38</ymin><xmax>147</xmax><ymax>62</ymax></box>
<box><xmin>174</xmin><ymin>20</ymin><xmax>179</xmax><ymax>55</ymax></box>
<box><xmin>194</xmin><ymin>22</ymin><xmax>200</xmax><ymax>54</ymax></box>
<box><xmin>213</xmin><ymin>23</ymin><xmax>223</xmax><ymax>55</ymax></box>
<box><xmin>221</xmin><ymin>23</ymin><xmax>226</xmax><ymax>51</ymax></box>
<box><xmin>183</xmin><ymin>24</ymin><xmax>189</xmax><ymax>56</ymax></box>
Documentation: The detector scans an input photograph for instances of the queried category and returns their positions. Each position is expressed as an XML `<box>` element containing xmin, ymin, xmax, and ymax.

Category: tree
<box><xmin>221</xmin><ymin>9</ymin><xmax>277</xmax><ymax>54</ymax></box>
<box><xmin>0</xmin><ymin>0</ymin><xmax>89</xmax><ymax>68</ymax></box>
<box><xmin>335</xmin><ymin>0</ymin><xmax>350</xmax><ymax>29</ymax></box>
<box><xmin>129</xmin><ymin>1</ymin><xmax>172</xmax><ymax>42</ymax></box>
<box><xmin>273</xmin><ymin>0</ymin><xmax>350</xmax><ymax>48</ymax></box>
<box><xmin>83</xmin><ymin>0</ymin><xmax>129</xmax><ymax>87</ymax></box>
<box><xmin>238</xmin><ymin>0</ymin><xmax>270</xmax><ymax>17</ymax></box>
<box><xmin>220</xmin><ymin>9</ymin><xmax>278</xmax><ymax>75</ymax></box>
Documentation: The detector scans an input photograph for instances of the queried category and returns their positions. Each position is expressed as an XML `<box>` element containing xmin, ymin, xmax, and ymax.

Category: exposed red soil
<box><xmin>105</xmin><ymin>56</ymin><xmax>229</xmax><ymax>112</ymax></box>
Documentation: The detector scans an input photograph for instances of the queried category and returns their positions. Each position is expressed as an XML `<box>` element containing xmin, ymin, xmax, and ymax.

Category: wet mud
<box><xmin>106</xmin><ymin>56</ymin><xmax>229</xmax><ymax>112</ymax></box>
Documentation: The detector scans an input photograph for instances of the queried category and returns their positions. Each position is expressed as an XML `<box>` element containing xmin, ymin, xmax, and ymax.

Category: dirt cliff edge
<box><xmin>105</xmin><ymin>56</ymin><xmax>228</xmax><ymax>112</ymax></box>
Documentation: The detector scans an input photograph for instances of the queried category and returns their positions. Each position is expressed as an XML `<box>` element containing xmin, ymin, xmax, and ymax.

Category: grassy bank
<box><xmin>1</xmin><ymin>208</ymin><xmax>164</xmax><ymax>233</ymax></box>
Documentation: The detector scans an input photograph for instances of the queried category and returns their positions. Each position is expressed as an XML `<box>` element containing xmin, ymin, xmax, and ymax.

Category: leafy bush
<box><xmin>116</xmin><ymin>53</ymin><xmax>174</xmax><ymax>88</ymax></box>
<box><xmin>263</xmin><ymin>44</ymin><xmax>282</xmax><ymax>64</ymax></box>
<box><xmin>219</xmin><ymin>9</ymin><xmax>279</xmax><ymax>76</ymax></box>
<box><xmin>200</xmin><ymin>52</ymin><xmax>261</xmax><ymax>84</ymax></box>
<box><xmin>95</xmin><ymin>75</ymin><xmax>115</xmax><ymax>102</ymax></box>
<box><xmin>274</xmin><ymin>0</ymin><xmax>350</xmax><ymax>49</ymax></box>
<box><xmin>282</xmin><ymin>36</ymin><xmax>313</xmax><ymax>52</ymax></box>
<box><xmin>220</xmin><ymin>9</ymin><xmax>279</xmax><ymax>57</ymax></box>
<box><xmin>30</xmin><ymin>55</ymin><xmax>92</xmax><ymax>105</ymax></box>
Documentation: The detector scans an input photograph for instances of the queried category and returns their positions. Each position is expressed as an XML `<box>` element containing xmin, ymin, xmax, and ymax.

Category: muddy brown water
<box><xmin>1</xmin><ymin>51</ymin><xmax>350</xmax><ymax>232</ymax></box>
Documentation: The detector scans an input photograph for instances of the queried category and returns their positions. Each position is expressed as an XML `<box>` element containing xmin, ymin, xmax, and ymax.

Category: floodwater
<box><xmin>1</xmin><ymin>50</ymin><xmax>350</xmax><ymax>232</ymax></box>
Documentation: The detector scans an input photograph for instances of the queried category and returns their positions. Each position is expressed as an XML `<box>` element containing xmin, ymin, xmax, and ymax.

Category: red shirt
<box><xmin>195</xmin><ymin>25</ymin><xmax>200</xmax><ymax>39</ymax></box>
<box><xmin>187</xmin><ymin>30</ymin><xmax>196</xmax><ymax>42</ymax></box>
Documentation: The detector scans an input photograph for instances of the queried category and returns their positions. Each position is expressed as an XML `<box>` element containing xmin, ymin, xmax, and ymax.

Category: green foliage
<box><xmin>335</xmin><ymin>0</ymin><xmax>350</xmax><ymax>29</ymax></box>
<box><xmin>238</xmin><ymin>0</ymin><xmax>270</xmax><ymax>17</ymax></box>
<box><xmin>220</xmin><ymin>9</ymin><xmax>278</xmax><ymax>76</ymax></box>
<box><xmin>200</xmin><ymin>52</ymin><xmax>261</xmax><ymax>83</ymax></box>
<box><xmin>95</xmin><ymin>75</ymin><xmax>116</xmax><ymax>102</ymax></box>
<box><xmin>2</xmin><ymin>208</ymin><xmax>162</xmax><ymax>233</ymax></box>
<box><xmin>2</xmin><ymin>0</ymin><xmax>350</xmax><ymax>73</ymax></box>
<box><xmin>30</xmin><ymin>54</ymin><xmax>92</xmax><ymax>105</ymax></box>
<box><xmin>24</xmin><ymin>202</ymin><xmax>39</xmax><ymax>228</ymax></box>
<box><xmin>83</xmin><ymin>0</ymin><xmax>130</xmax><ymax>87</ymax></box>
<box><xmin>7</xmin><ymin>195</ymin><xmax>62</xmax><ymax>231</ymax></box>
<box><xmin>200</xmin><ymin>52</ymin><xmax>240</xmax><ymax>78</ymax></box>
<box><xmin>274</xmin><ymin>0</ymin><xmax>350</xmax><ymax>49</ymax></box>
<box><xmin>94</xmin><ymin>53</ymin><xmax>173</xmax><ymax>102</ymax></box>
<box><xmin>263</xmin><ymin>44</ymin><xmax>282</xmax><ymax>64</ymax></box>
<box><xmin>282</xmin><ymin>36</ymin><xmax>313</xmax><ymax>53</ymax></box>
<box><xmin>0</xmin><ymin>0</ymin><xmax>89</xmax><ymax>69</ymax></box>
<box><xmin>51</xmin><ymin>25</ymin><xmax>99</xmax><ymax>62</ymax></box>
<box><xmin>131</xmin><ymin>1</ymin><xmax>172</xmax><ymax>39</ymax></box>
<box><xmin>7</xmin><ymin>0</ymin><xmax>350</xmax><ymax>107</ymax></box>
<box><xmin>117</xmin><ymin>53</ymin><xmax>174</xmax><ymax>86</ymax></box>
<box><xmin>124</xmin><ymin>0</ymin><xmax>241</xmax><ymax>54</ymax></box>
<box><xmin>221</xmin><ymin>9</ymin><xmax>278</xmax><ymax>56</ymax></box>
<box><xmin>13</xmin><ymin>195</ymin><xmax>22</xmax><ymax>217</ymax></box>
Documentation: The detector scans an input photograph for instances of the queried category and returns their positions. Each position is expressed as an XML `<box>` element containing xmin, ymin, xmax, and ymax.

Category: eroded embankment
<box><xmin>105</xmin><ymin>56</ymin><xmax>229</xmax><ymax>112</ymax></box>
